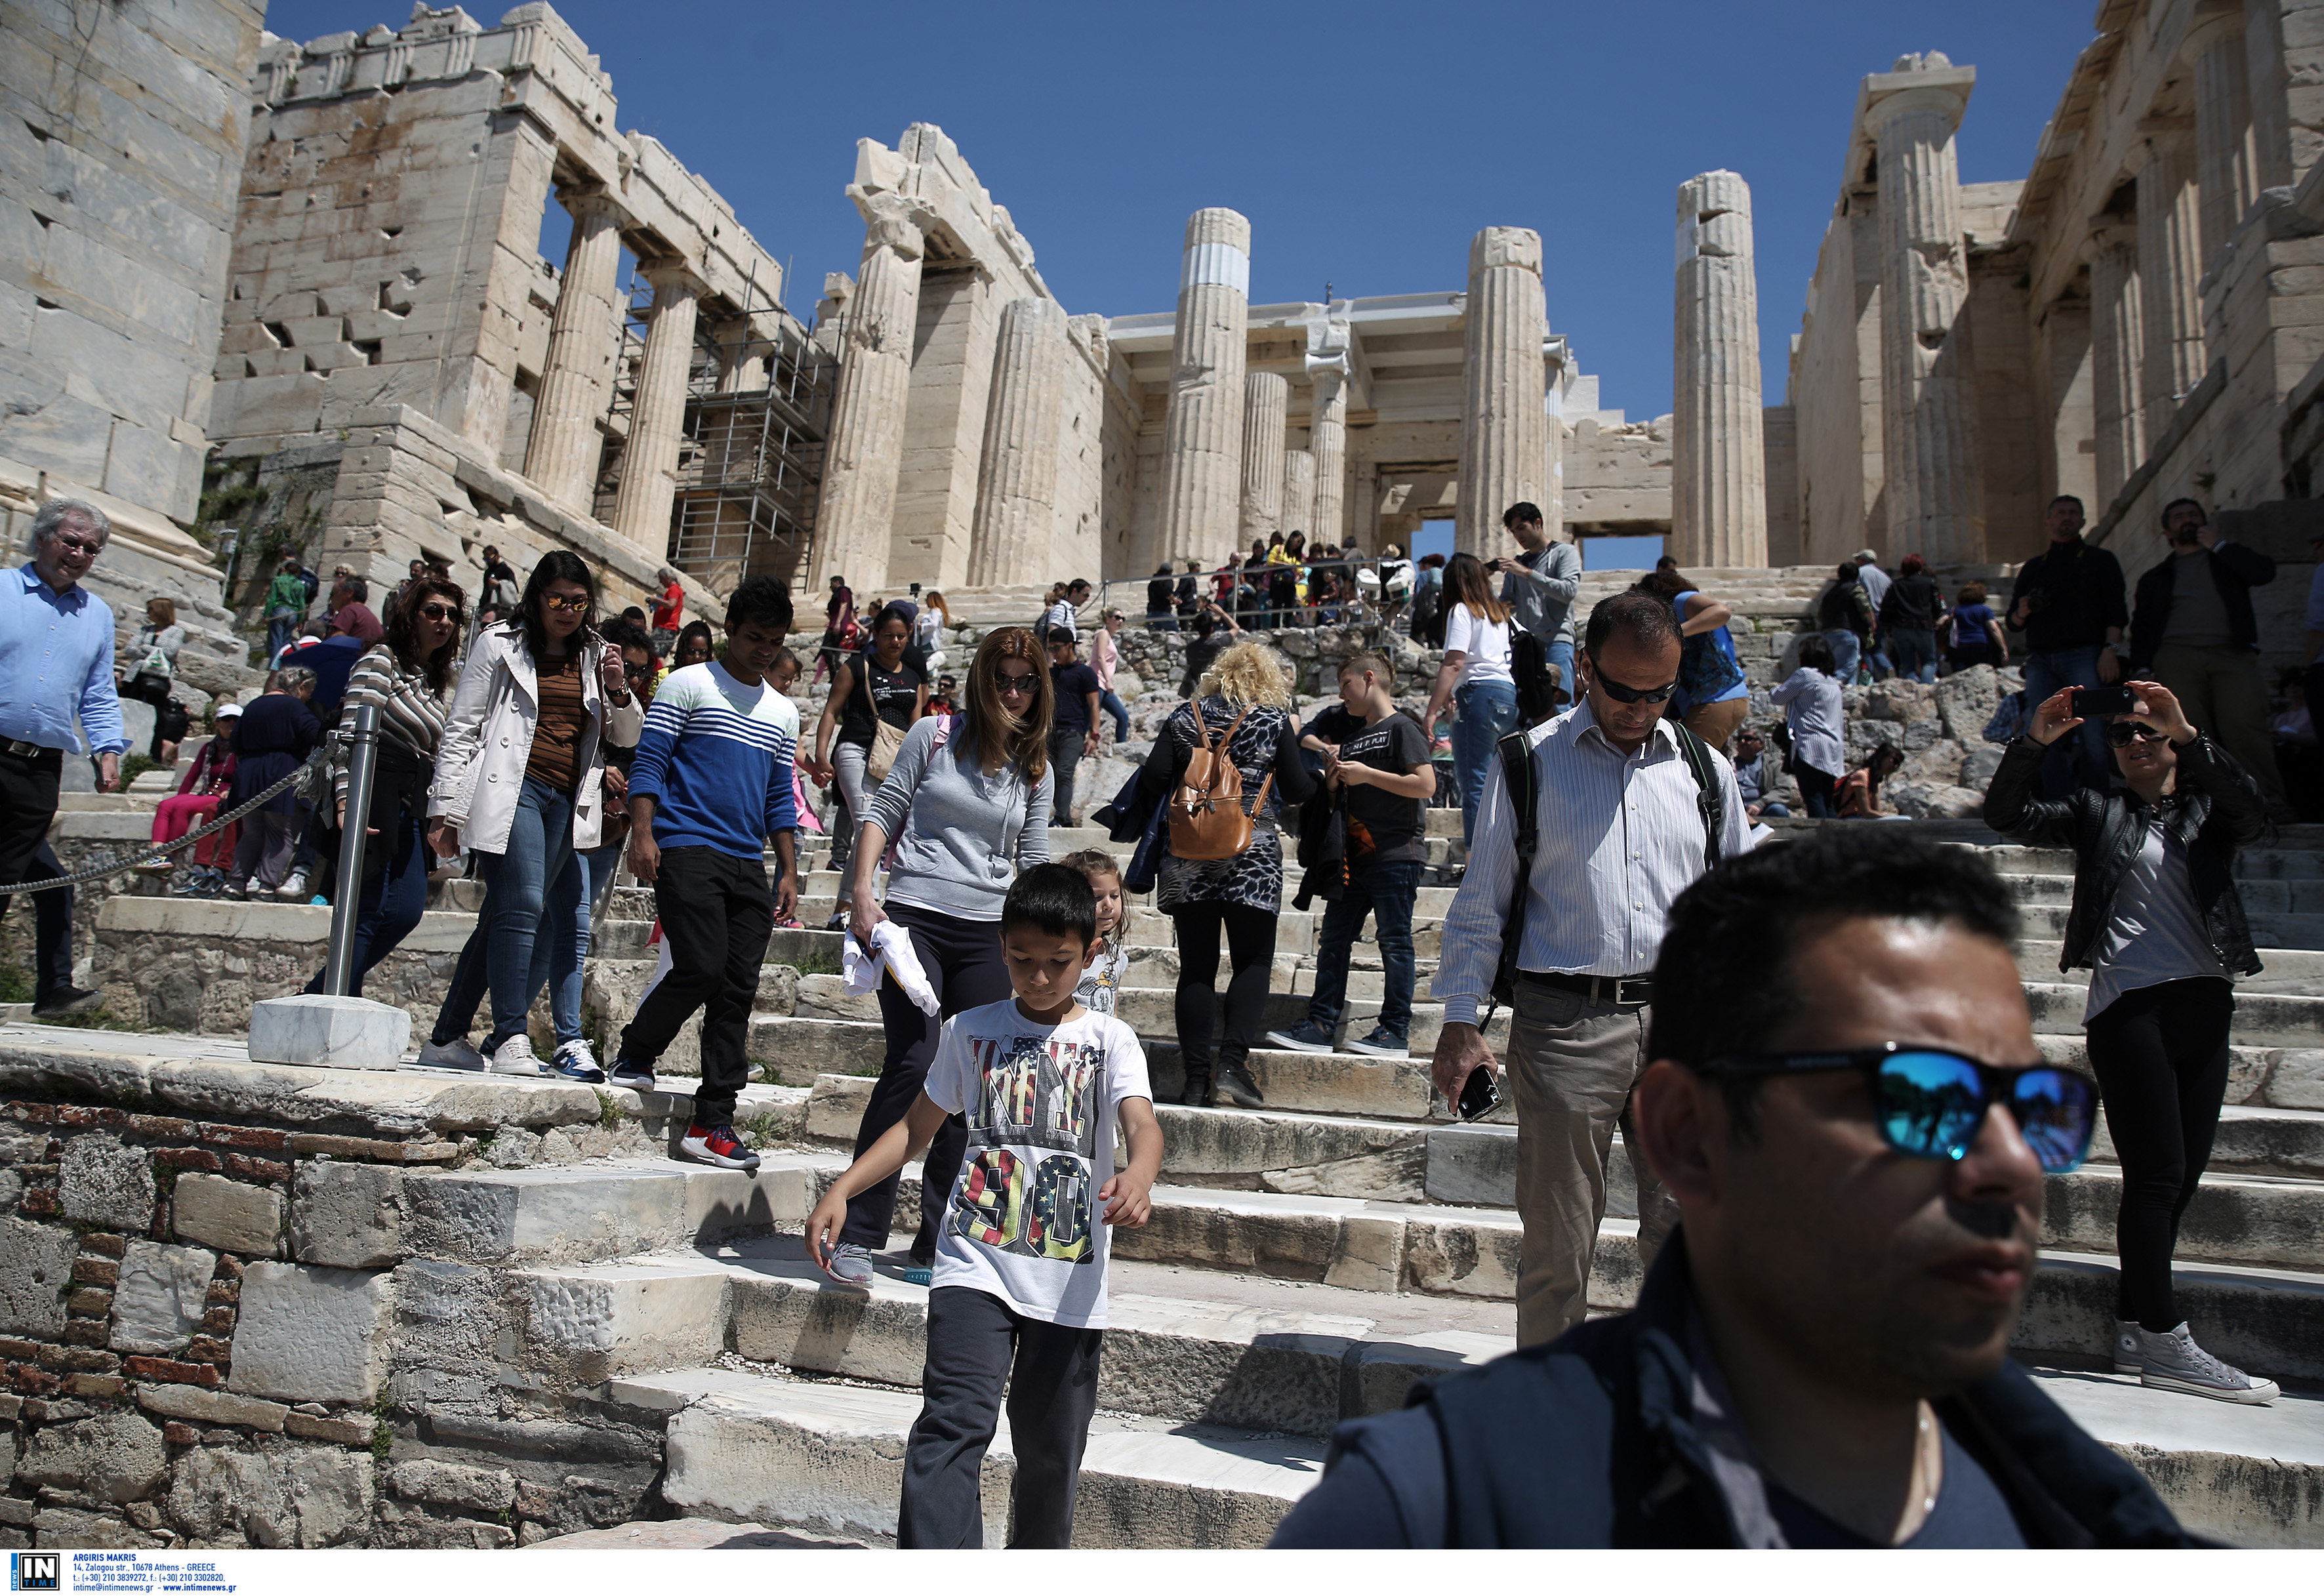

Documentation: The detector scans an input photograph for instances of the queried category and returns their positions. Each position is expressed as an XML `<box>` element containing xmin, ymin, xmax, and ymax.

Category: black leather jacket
<box><xmin>1982</xmin><ymin>732</ymin><xmax>2268</xmax><ymax>976</ymax></box>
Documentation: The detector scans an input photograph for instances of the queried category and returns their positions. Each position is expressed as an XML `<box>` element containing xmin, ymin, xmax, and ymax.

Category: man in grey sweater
<box><xmin>1496</xmin><ymin>501</ymin><xmax>1582</xmax><ymax>684</ymax></box>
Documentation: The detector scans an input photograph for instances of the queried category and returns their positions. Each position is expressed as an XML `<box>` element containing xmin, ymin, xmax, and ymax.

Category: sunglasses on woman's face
<box><xmin>623</xmin><ymin>662</ymin><xmax>655</xmax><ymax>680</ymax></box>
<box><xmin>540</xmin><ymin>592</ymin><xmax>589</xmax><ymax>613</ymax></box>
<box><xmin>1701</xmin><ymin>1043</ymin><xmax>2096</xmax><ymax>1174</ymax></box>
<box><xmin>2105</xmin><ymin>720</ymin><xmax>2170</xmax><ymax>747</ymax></box>
<box><xmin>994</xmin><ymin>669</ymin><xmax>1038</xmax><ymax>696</ymax></box>
<box><xmin>418</xmin><ymin>604</ymin><xmax>459</xmax><ymax>622</ymax></box>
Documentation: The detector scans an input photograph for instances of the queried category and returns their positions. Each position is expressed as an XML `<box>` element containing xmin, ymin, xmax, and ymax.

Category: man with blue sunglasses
<box><xmin>1276</xmin><ymin>828</ymin><xmax>2198</xmax><ymax>1548</ymax></box>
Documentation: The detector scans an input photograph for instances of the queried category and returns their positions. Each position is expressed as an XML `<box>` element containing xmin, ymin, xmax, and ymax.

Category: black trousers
<box><xmin>1797</xmin><ymin>764</ymin><xmax>1840</xmax><ymax>819</ymax></box>
<box><xmin>1171</xmin><ymin>900</ymin><xmax>1278</xmax><ymax>1072</ymax></box>
<box><xmin>2085</xmin><ymin>977</ymin><xmax>2235</xmax><ymax>1331</ymax></box>
<box><xmin>841</xmin><ymin>902</ymin><xmax>1009</xmax><ymax>1255</ymax></box>
<box><xmin>0</xmin><ymin>748</ymin><xmax>72</xmax><ymax>1002</ymax></box>
<box><xmin>898</xmin><ymin>1286</ymin><xmax>1105</xmax><ymax>1549</ymax></box>
<box><xmin>619</xmin><ymin>846</ymin><xmax>773</xmax><ymax>1125</ymax></box>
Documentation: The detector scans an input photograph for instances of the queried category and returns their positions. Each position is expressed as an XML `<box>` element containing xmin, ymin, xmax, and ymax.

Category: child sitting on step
<box><xmin>806</xmin><ymin>864</ymin><xmax>1162</xmax><ymax>1548</ymax></box>
<box><xmin>1061</xmin><ymin>848</ymin><xmax>1129</xmax><ymax>1017</ymax></box>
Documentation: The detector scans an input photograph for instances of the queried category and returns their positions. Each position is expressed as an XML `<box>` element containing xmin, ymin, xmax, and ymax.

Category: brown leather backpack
<box><xmin>1168</xmin><ymin>699</ymin><xmax>1274</xmax><ymax>861</ymax></box>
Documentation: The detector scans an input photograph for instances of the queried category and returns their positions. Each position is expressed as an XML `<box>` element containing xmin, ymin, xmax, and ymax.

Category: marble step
<box><xmin>613</xmin><ymin>1366</ymin><xmax>1318</xmax><ymax>1548</ymax></box>
<box><xmin>2026</xmin><ymin>982</ymin><xmax>2324</xmax><ymax>1048</ymax></box>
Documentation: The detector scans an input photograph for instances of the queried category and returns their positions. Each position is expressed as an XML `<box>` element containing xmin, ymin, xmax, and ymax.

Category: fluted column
<box><xmin>2089</xmin><ymin>222</ymin><xmax>2148</xmax><ymax>508</ymax></box>
<box><xmin>1281</xmin><ymin>449</ymin><xmax>1316</xmax><ymax>539</ymax></box>
<box><xmin>1670</xmin><ymin>169</ymin><xmax>1768</xmax><ymax>567</ymax></box>
<box><xmin>2247</xmin><ymin>0</ymin><xmax>2294</xmax><ymax>192</ymax></box>
<box><xmin>812</xmin><ymin>194</ymin><xmax>928</xmax><ymax>591</ymax></box>
<box><xmin>523</xmin><ymin>190</ymin><xmax>624</xmax><ymax>512</ymax></box>
<box><xmin>1238</xmin><ymin>372</ymin><xmax>1288</xmax><ymax>543</ymax></box>
<box><xmin>714</xmin><ymin>318</ymin><xmax>769</xmax><ymax>394</ymax></box>
<box><xmin>966</xmin><ymin>298</ymin><xmax>1067</xmax><ymax>585</ymax></box>
<box><xmin>1307</xmin><ymin>366</ymin><xmax>1347</xmax><ymax>547</ymax></box>
<box><xmin>2138</xmin><ymin>137</ymin><xmax>2207</xmax><ymax>438</ymax></box>
<box><xmin>609</xmin><ymin>264</ymin><xmax>702</xmax><ymax>548</ymax></box>
<box><xmin>1156</xmin><ymin>208</ymin><xmax>1251</xmax><ymax>567</ymax></box>
<box><xmin>1456</xmin><ymin>227</ymin><xmax>1549</xmax><ymax>556</ymax></box>
<box><xmin>2188</xmin><ymin>12</ymin><xmax>2260</xmax><ymax>266</ymax></box>
<box><xmin>1869</xmin><ymin>60</ymin><xmax>1982</xmax><ymax>563</ymax></box>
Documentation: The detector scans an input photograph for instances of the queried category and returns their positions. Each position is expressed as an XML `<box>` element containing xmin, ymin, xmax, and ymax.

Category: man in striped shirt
<box><xmin>609</xmin><ymin>576</ymin><xmax>799</xmax><ymax>1170</ymax></box>
<box><xmin>1433</xmin><ymin>592</ymin><xmax>1749</xmax><ymax>1347</ymax></box>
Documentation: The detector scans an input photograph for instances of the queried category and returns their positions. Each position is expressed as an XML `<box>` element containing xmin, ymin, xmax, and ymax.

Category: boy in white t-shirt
<box><xmin>806</xmin><ymin>863</ymin><xmax>1162</xmax><ymax>1548</ymax></box>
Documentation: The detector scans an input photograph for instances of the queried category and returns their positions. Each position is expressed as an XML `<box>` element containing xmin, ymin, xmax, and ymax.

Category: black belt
<box><xmin>1522</xmin><ymin>970</ymin><xmax>1654</xmax><ymax>1007</ymax></box>
<box><xmin>0</xmin><ymin>740</ymin><xmax>61</xmax><ymax>764</ymax></box>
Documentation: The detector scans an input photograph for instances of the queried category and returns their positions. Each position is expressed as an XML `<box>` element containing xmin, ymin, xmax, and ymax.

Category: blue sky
<box><xmin>267</xmin><ymin>1</ymin><xmax>2096</xmax><ymax>418</ymax></box>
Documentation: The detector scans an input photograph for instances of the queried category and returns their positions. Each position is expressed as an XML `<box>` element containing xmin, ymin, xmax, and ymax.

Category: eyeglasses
<box><xmin>993</xmin><ymin>669</ymin><xmax>1038</xmax><ymax>696</ymax></box>
<box><xmin>418</xmin><ymin>604</ymin><xmax>459</xmax><ymax>622</ymax></box>
<box><xmin>540</xmin><ymin>593</ymin><xmax>589</xmax><ymax>613</ymax></box>
<box><xmin>1586</xmin><ymin>659</ymin><xmax>1679</xmax><ymax>705</ymax></box>
<box><xmin>2105</xmin><ymin>720</ymin><xmax>2170</xmax><ymax>747</ymax></box>
<box><xmin>623</xmin><ymin>662</ymin><xmax>655</xmax><ymax>680</ymax></box>
<box><xmin>51</xmin><ymin>537</ymin><xmax>100</xmax><ymax>558</ymax></box>
<box><xmin>1700</xmin><ymin>1044</ymin><xmax>2096</xmax><ymax>1174</ymax></box>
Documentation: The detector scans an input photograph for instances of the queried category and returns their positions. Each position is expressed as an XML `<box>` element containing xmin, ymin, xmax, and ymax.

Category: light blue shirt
<box><xmin>0</xmin><ymin>563</ymin><xmax>127</xmax><ymax>754</ymax></box>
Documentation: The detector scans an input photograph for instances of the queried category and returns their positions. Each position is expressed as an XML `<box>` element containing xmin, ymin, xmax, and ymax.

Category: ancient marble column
<box><xmin>2089</xmin><ymin>222</ymin><xmax>2148</xmax><ymax>508</ymax></box>
<box><xmin>1456</xmin><ymin>226</ymin><xmax>1549</xmax><ymax>556</ymax></box>
<box><xmin>714</xmin><ymin>317</ymin><xmax>769</xmax><ymax>394</ymax></box>
<box><xmin>523</xmin><ymin>190</ymin><xmax>623</xmax><ymax>512</ymax></box>
<box><xmin>966</xmin><ymin>297</ymin><xmax>1067</xmax><ymax>586</ymax></box>
<box><xmin>1238</xmin><ymin>371</ymin><xmax>1288</xmax><ymax>544</ymax></box>
<box><xmin>609</xmin><ymin>263</ymin><xmax>701</xmax><ymax>548</ymax></box>
<box><xmin>2138</xmin><ymin>137</ymin><xmax>2207</xmax><ymax>438</ymax></box>
<box><xmin>1870</xmin><ymin>61</ymin><xmax>1982</xmax><ymax>562</ymax></box>
<box><xmin>812</xmin><ymin>195</ymin><xmax>928</xmax><ymax>592</ymax></box>
<box><xmin>1156</xmin><ymin>209</ymin><xmax>1251</xmax><ymax>567</ymax></box>
<box><xmin>2247</xmin><ymin>0</ymin><xmax>2294</xmax><ymax>193</ymax></box>
<box><xmin>1307</xmin><ymin>367</ymin><xmax>1347</xmax><ymax>548</ymax></box>
<box><xmin>1281</xmin><ymin>449</ymin><xmax>1316</xmax><ymax>539</ymax></box>
<box><xmin>2188</xmin><ymin>11</ymin><xmax>2259</xmax><ymax>266</ymax></box>
<box><xmin>1670</xmin><ymin>170</ymin><xmax>1768</xmax><ymax>567</ymax></box>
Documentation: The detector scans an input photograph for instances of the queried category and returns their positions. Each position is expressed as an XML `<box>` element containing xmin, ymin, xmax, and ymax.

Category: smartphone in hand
<box><xmin>2071</xmin><ymin>684</ymin><xmax>2135</xmax><ymax>719</ymax></box>
<box><xmin>1458</xmin><ymin>1063</ymin><xmax>1503</xmax><ymax>1122</ymax></box>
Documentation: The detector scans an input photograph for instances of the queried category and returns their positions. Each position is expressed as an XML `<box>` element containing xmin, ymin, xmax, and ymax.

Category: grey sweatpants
<box><xmin>898</xmin><ymin>1286</ymin><xmax>1105</xmax><ymax>1549</ymax></box>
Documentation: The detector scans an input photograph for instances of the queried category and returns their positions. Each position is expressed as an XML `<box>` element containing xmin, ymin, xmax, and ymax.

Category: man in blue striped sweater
<box><xmin>609</xmin><ymin>575</ymin><xmax>800</xmax><ymax>1169</ymax></box>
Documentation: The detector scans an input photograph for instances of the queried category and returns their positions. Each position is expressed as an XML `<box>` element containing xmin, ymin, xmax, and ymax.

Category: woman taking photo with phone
<box><xmin>1984</xmin><ymin>678</ymin><xmax>2277</xmax><ymax>1404</ymax></box>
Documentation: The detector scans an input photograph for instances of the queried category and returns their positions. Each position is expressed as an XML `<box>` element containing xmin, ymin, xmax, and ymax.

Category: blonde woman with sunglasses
<box><xmin>825</xmin><ymin>626</ymin><xmax>1057</xmax><ymax>1288</ymax></box>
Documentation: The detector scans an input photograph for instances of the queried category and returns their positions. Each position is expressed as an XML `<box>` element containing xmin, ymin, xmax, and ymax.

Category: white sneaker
<box><xmin>274</xmin><ymin>869</ymin><xmax>309</xmax><ymax>900</ymax></box>
<box><xmin>416</xmin><ymin>1036</ymin><xmax>485</xmax><ymax>1072</ymax></box>
<box><xmin>487</xmin><ymin>1034</ymin><xmax>542</xmax><ymax>1076</ymax></box>
<box><xmin>825</xmin><ymin>1242</ymin><xmax>875</xmax><ymax>1287</ymax></box>
<box><xmin>2133</xmin><ymin>1322</ymin><xmax>2280</xmax><ymax>1404</ymax></box>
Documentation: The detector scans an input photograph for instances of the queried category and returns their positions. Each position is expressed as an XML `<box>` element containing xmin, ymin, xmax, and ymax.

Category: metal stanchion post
<box><xmin>322</xmin><ymin>704</ymin><xmax>380</xmax><ymax>998</ymax></box>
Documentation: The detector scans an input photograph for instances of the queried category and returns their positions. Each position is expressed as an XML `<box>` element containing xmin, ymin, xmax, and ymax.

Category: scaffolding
<box><xmin>592</xmin><ymin>262</ymin><xmax>835</xmax><ymax>594</ymax></box>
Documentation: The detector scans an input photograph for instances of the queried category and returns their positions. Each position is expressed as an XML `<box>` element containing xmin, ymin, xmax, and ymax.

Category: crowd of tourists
<box><xmin>1</xmin><ymin>482</ymin><xmax>2312</xmax><ymax>1550</ymax></box>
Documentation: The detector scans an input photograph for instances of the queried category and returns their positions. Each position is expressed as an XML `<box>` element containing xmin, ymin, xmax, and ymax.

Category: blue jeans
<box><xmin>1544</xmin><ymin>639</ymin><xmax>1576</xmax><ymax>699</ymax></box>
<box><xmin>553</xmin><ymin>840</ymin><xmax>625</xmax><ymax>1046</ymax></box>
<box><xmin>1453</xmin><ymin>680</ymin><xmax>1521</xmax><ymax>847</ymax></box>
<box><xmin>1822</xmin><ymin>629</ymin><xmax>1862</xmax><ymax>682</ymax></box>
<box><xmin>1306</xmin><ymin>855</ymin><xmax>1421</xmax><ymax>1040</ymax></box>
<box><xmin>1888</xmin><ymin>628</ymin><xmax>1938</xmax><ymax>684</ymax></box>
<box><xmin>266</xmin><ymin>611</ymin><xmax>298</xmax><ymax>659</ymax></box>
<box><xmin>2023</xmin><ymin>647</ymin><xmax>2108</xmax><ymax>798</ymax></box>
<box><xmin>1098</xmin><ymin>688</ymin><xmax>1130</xmax><ymax>742</ymax></box>
<box><xmin>432</xmin><ymin>777</ymin><xmax>582</xmax><ymax>1052</ymax></box>
<box><xmin>304</xmin><ymin>811</ymin><xmax>428</xmax><ymax>998</ymax></box>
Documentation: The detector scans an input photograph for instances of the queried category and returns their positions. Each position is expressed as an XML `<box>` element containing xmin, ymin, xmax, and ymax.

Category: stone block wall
<box><xmin>0</xmin><ymin>1054</ymin><xmax>676</xmax><ymax>1550</ymax></box>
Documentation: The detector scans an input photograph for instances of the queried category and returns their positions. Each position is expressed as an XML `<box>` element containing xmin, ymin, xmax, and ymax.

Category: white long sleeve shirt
<box><xmin>1431</xmin><ymin>700</ymin><xmax>1750</xmax><ymax>1027</ymax></box>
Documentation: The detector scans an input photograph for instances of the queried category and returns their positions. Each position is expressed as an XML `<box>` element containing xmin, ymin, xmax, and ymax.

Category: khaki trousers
<box><xmin>2151</xmin><ymin>642</ymin><xmax>2289</xmax><ymax>813</ymax></box>
<box><xmin>1682</xmin><ymin>697</ymin><xmax>1751</xmax><ymax>756</ymax></box>
<box><xmin>1507</xmin><ymin>982</ymin><xmax>1678</xmax><ymax>1347</ymax></box>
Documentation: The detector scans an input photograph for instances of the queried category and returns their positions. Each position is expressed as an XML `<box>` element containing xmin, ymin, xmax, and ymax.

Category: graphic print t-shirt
<box><xmin>922</xmin><ymin>998</ymin><xmax>1152</xmax><ymax>1329</ymax></box>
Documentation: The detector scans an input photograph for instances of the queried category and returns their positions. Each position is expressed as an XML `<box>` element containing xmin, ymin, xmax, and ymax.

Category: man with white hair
<box><xmin>0</xmin><ymin>499</ymin><xmax>126</xmax><ymax>1016</ymax></box>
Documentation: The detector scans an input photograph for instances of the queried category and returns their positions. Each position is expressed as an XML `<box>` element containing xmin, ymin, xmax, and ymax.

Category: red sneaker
<box><xmin>679</xmin><ymin>1121</ymin><xmax>760</xmax><ymax>1171</ymax></box>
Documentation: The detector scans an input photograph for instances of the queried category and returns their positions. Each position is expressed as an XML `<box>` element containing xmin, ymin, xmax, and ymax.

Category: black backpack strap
<box><xmin>1671</xmin><ymin>723</ymin><xmax>1724</xmax><ymax>871</ymax></box>
<box><xmin>1484</xmin><ymin>728</ymin><xmax>1540</xmax><ymax>1020</ymax></box>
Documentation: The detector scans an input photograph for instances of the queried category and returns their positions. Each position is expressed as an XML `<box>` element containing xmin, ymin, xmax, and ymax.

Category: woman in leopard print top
<box><xmin>1135</xmin><ymin>642</ymin><xmax>1318</xmax><ymax>1111</ymax></box>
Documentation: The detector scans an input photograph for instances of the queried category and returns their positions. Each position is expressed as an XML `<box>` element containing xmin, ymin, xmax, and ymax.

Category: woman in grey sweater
<box><xmin>828</xmin><ymin>625</ymin><xmax>1056</xmax><ymax>1287</ymax></box>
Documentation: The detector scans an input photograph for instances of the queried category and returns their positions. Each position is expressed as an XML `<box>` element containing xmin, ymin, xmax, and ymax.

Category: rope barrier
<box><xmin>0</xmin><ymin>736</ymin><xmax>346</xmax><ymax>898</ymax></box>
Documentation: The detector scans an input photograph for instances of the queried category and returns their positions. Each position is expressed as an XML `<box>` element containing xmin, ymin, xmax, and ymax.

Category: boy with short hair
<box><xmin>806</xmin><ymin>863</ymin><xmax>1160</xmax><ymax>1549</ymax></box>
<box><xmin>609</xmin><ymin>576</ymin><xmax>800</xmax><ymax>1168</ymax></box>
<box><xmin>1059</xmin><ymin>849</ymin><xmax>1129</xmax><ymax>1016</ymax></box>
<box><xmin>1269</xmin><ymin>652</ymin><xmax>1436</xmax><ymax>1058</ymax></box>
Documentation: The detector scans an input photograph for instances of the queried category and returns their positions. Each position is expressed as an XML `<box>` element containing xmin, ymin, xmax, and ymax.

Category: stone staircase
<box><xmin>29</xmin><ymin>743</ymin><xmax>2324</xmax><ymax>1545</ymax></box>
